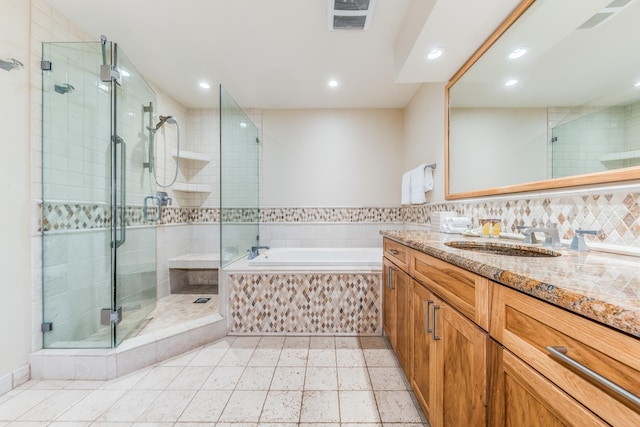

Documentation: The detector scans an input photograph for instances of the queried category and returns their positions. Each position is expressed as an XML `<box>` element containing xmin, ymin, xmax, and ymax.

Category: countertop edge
<box><xmin>381</xmin><ymin>231</ymin><xmax>639</xmax><ymax>338</ymax></box>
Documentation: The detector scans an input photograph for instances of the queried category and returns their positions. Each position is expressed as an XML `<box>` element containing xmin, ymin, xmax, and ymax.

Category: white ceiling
<box><xmin>47</xmin><ymin>0</ymin><xmax>522</xmax><ymax>109</ymax></box>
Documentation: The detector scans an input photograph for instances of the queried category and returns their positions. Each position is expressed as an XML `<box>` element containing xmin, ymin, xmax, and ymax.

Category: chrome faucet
<box><xmin>248</xmin><ymin>245</ymin><xmax>270</xmax><ymax>260</ymax></box>
<box><xmin>516</xmin><ymin>225</ymin><xmax>539</xmax><ymax>244</ymax></box>
<box><xmin>568</xmin><ymin>229</ymin><xmax>600</xmax><ymax>252</ymax></box>
<box><xmin>519</xmin><ymin>225</ymin><xmax>562</xmax><ymax>248</ymax></box>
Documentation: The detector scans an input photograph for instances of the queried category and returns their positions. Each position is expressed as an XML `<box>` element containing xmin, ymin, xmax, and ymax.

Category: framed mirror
<box><xmin>445</xmin><ymin>0</ymin><xmax>640</xmax><ymax>199</ymax></box>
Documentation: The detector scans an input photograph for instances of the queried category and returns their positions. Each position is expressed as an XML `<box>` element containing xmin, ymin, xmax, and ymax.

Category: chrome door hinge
<box><xmin>100</xmin><ymin>306</ymin><xmax>122</xmax><ymax>325</ymax></box>
<box><xmin>41</xmin><ymin>61</ymin><xmax>52</xmax><ymax>71</ymax></box>
<box><xmin>41</xmin><ymin>322</ymin><xmax>53</xmax><ymax>332</ymax></box>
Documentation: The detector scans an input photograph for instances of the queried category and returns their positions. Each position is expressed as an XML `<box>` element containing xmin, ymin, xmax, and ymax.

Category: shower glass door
<box><xmin>41</xmin><ymin>41</ymin><xmax>157</xmax><ymax>348</ymax></box>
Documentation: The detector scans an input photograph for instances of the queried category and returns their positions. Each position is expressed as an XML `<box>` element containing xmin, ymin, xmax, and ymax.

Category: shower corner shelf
<box><xmin>171</xmin><ymin>183</ymin><xmax>212</xmax><ymax>193</ymax></box>
<box><xmin>171</xmin><ymin>149</ymin><xmax>211</xmax><ymax>163</ymax></box>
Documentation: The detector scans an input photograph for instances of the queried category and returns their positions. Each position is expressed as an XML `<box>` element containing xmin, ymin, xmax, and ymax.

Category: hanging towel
<box><xmin>410</xmin><ymin>163</ymin><xmax>433</xmax><ymax>204</ymax></box>
<box><xmin>401</xmin><ymin>171</ymin><xmax>412</xmax><ymax>205</ymax></box>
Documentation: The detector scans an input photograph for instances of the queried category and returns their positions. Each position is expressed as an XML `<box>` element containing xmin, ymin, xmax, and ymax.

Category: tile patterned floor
<box><xmin>0</xmin><ymin>336</ymin><xmax>429</xmax><ymax>426</ymax></box>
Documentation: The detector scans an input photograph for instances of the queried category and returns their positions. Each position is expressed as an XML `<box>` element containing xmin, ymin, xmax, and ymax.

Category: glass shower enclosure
<box><xmin>41</xmin><ymin>41</ymin><xmax>157</xmax><ymax>348</ymax></box>
<box><xmin>220</xmin><ymin>86</ymin><xmax>259</xmax><ymax>266</ymax></box>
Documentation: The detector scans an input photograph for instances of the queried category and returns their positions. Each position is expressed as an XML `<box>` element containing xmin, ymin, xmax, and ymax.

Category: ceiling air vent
<box><xmin>328</xmin><ymin>0</ymin><xmax>377</xmax><ymax>31</ymax></box>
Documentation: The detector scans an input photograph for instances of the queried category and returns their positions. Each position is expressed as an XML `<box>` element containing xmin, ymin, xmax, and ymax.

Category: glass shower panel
<box><xmin>42</xmin><ymin>42</ymin><xmax>113</xmax><ymax>348</ymax></box>
<box><xmin>220</xmin><ymin>86</ymin><xmax>259</xmax><ymax>266</ymax></box>
<box><xmin>112</xmin><ymin>45</ymin><xmax>157</xmax><ymax>346</ymax></box>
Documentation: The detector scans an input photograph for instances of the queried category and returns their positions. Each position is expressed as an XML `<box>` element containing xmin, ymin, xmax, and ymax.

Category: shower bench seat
<box><xmin>168</xmin><ymin>253</ymin><xmax>220</xmax><ymax>294</ymax></box>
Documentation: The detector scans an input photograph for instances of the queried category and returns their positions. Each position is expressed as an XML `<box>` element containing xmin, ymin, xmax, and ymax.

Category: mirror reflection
<box><xmin>447</xmin><ymin>0</ymin><xmax>640</xmax><ymax>197</ymax></box>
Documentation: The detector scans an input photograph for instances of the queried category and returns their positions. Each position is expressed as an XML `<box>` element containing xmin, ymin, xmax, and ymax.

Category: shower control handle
<box><xmin>143</xmin><ymin>195</ymin><xmax>162</xmax><ymax>222</ymax></box>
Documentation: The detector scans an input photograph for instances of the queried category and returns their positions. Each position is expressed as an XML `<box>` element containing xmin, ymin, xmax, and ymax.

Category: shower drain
<box><xmin>193</xmin><ymin>297</ymin><xmax>211</xmax><ymax>304</ymax></box>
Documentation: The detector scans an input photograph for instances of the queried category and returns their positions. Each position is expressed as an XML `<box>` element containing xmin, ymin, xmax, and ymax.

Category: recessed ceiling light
<box><xmin>508</xmin><ymin>48</ymin><xmax>528</xmax><ymax>59</ymax></box>
<box><xmin>199</xmin><ymin>82</ymin><xmax>211</xmax><ymax>89</ymax></box>
<box><xmin>328</xmin><ymin>79</ymin><xmax>339</xmax><ymax>87</ymax></box>
<box><xmin>426</xmin><ymin>48</ymin><xmax>444</xmax><ymax>60</ymax></box>
<box><xmin>505</xmin><ymin>79</ymin><xmax>518</xmax><ymax>87</ymax></box>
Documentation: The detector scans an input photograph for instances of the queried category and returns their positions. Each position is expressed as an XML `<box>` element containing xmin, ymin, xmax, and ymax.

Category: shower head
<box><xmin>0</xmin><ymin>58</ymin><xmax>23</xmax><ymax>71</ymax></box>
<box><xmin>154</xmin><ymin>115</ymin><xmax>177</xmax><ymax>130</ymax></box>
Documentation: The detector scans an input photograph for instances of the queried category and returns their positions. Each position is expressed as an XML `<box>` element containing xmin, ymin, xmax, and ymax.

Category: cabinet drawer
<box><xmin>491</xmin><ymin>284</ymin><xmax>640</xmax><ymax>426</ymax></box>
<box><xmin>384</xmin><ymin>238</ymin><xmax>409</xmax><ymax>270</ymax></box>
<box><xmin>410</xmin><ymin>249</ymin><xmax>489</xmax><ymax>330</ymax></box>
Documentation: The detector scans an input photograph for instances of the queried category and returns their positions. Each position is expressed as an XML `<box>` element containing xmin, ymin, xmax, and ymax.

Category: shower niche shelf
<box><xmin>171</xmin><ymin>183</ymin><xmax>212</xmax><ymax>193</ymax></box>
<box><xmin>172</xmin><ymin>149</ymin><xmax>211</xmax><ymax>163</ymax></box>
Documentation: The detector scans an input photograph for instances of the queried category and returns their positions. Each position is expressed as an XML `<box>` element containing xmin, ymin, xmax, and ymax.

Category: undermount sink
<box><xmin>445</xmin><ymin>241</ymin><xmax>561</xmax><ymax>258</ymax></box>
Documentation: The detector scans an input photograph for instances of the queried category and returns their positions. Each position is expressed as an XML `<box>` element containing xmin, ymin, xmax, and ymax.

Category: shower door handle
<box><xmin>143</xmin><ymin>195</ymin><xmax>162</xmax><ymax>222</ymax></box>
<box><xmin>114</xmin><ymin>135</ymin><xmax>126</xmax><ymax>248</ymax></box>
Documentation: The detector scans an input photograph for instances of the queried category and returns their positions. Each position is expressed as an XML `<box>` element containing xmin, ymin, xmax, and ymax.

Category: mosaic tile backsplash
<box><xmin>228</xmin><ymin>273</ymin><xmax>381</xmax><ymax>334</ymax></box>
<box><xmin>39</xmin><ymin>186</ymin><xmax>640</xmax><ymax>248</ymax></box>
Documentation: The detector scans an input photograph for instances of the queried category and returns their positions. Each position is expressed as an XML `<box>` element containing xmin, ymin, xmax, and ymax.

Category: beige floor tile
<box><xmin>28</xmin><ymin>380</ymin><xmax>71</xmax><ymax>390</ymax></box>
<box><xmin>236</xmin><ymin>367</ymin><xmax>275</xmax><ymax>390</ymax></box>
<box><xmin>56</xmin><ymin>389</ymin><xmax>126</xmax><ymax>422</ymax></box>
<box><xmin>217</xmin><ymin>348</ymin><xmax>255</xmax><ymax>367</ymax></box>
<box><xmin>0</xmin><ymin>389</ymin><xmax>57</xmax><ymax>421</ymax></box>
<box><xmin>205</xmin><ymin>336</ymin><xmax>236</xmax><ymax>350</ymax></box>
<box><xmin>299</xmin><ymin>391</ymin><xmax>339</xmax><ymax>423</ymax></box>
<box><xmin>214</xmin><ymin>423</ymin><xmax>256</xmax><ymax>427</ymax></box>
<box><xmin>132</xmin><ymin>367</ymin><xmax>182</xmax><ymax>390</ymax></box>
<box><xmin>335</xmin><ymin>336</ymin><xmax>361</xmax><ymax>349</ymax></box>
<box><xmin>173</xmin><ymin>423</ymin><xmax>215</xmax><ymax>427</ymax></box>
<box><xmin>374</xmin><ymin>390</ymin><xmax>423</xmax><ymax>423</ymax></box>
<box><xmin>335</xmin><ymin>349</ymin><xmax>366</xmax><ymax>367</ymax></box>
<box><xmin>94</xmin><ymin>390</ymin><xmax>161</xmax><ymax>423</ymax></box>
<box><xmin>177</xmin><ymin>390</ymin><xmax>231</xmax><ymax>422</ymax></box>
<box><xmin>259</xmin><ymin>390</ymin><xmax>302</xmax><ymax>423</ymax></box>
<box><xmin>339</xmin><ymin>390</ymin><xmax>381</xmax><ymax>423</ymax></box>
<box><xmin>277</xmin><ymin>349</ymin><xmax>308</xmax><ymax>367</ymax></box>
<box><xmin>363</xmin><ymin>349</ymin><xmax>398</xmax><ymax>367</ymax></box>
<box><xmin>137</xmin><ymin>390</ymin><xmax>196</xmax><ymax>423</ymax></box>
<box><xmin>158</xmin><ymin>350</ymin><xmax>198</xmax><ymax>367</ymax></box>
<box><xmin>166</xmin><ymin>367</ymin><xmax>212</xmax><ymax>390</ymax></box>
<box><xmin>342</xmin><ymin>424</ymin><xmax>382</xmax><ymax>427</ymax></box>
<box><xmin>307</xmin><ymin>349</ymin><xmax>336</xmax><ymax>367</ymax></box>
<box><xmin>270</xmin><ymin>367</ymin><xmax>306</xmax><ymax>391</ymax></box>
<box><xmin>91</xmin><ymin>422</ymin><xmax>133</xmax><ymax>427</ymax></box>
<box><xmin>257</xmin><ymin>424</ymin><xmax>296</xmax><ymax>427</ymax></box>
<box><xmin>382</xmin><ymin>423</ymin><xmax>426</xmax><ymax>426</ymax></box>
<box><xmin>304</xmin><ymin>367</ymin><xmax>337</xmax><ymax>391</ymax></box>
<box><xmin>218</xmin><ymin>390</ymin><xmax>267</xmax><ymax>423</ymax></box>
<box><xmin>368</xmin><ymin>367</ymin><xmax>409</xmax><ymax>390</ymax></box>
<box><xmin>16</xmin><ymin>390</ymin><xmax>90</xmax><ymax>421</ymax></box>
<box><xmin>247</xmin><ymin>349</ymin><xmax>281</xmax><ymax>367</ymax></box>
<box><xmin>256</xmin><ymin>336</ymin><xmax>285</xmax><ymax>349</ymax></box>
<box><xmin>188</xmin><ymin>348</ymin><xmax>227</xmax><ymax>367</ymax></box>
<box><xmin>230</xmin><ymin>336</ymin><xmax>261</xmax><ymax>349</ymax></box>
<box><xmin>298</xmin><ymin>424</ymin><xmax>339</xmax><ymax>427</ymax></box>
<box><xmin>309</xmin><ymin>336</ymin><xmax>335</xmax><ymax>349</ymax></box>
<box><xmin>283</xmin><ymin>336</ymin><xmax>309</xmax><ymax>349</ymax></box>
<box><xmin>99</xmin><ymin>369</ymin><xmax>150</xmax><ymax>390</ymax></box>
<box><xmin>360</xmin><ymin>336</ymin><xmax>389</xmax><ymax>349</ymax></box>
<box><xmin>337</xmin><ymin>367</ymin><xmax>372</xmax><ymax>390</ymax></box>
<box><xmin>200</xmin><ymin>366</ymin><xmax>244</xmax><ymax>390</ymax></box>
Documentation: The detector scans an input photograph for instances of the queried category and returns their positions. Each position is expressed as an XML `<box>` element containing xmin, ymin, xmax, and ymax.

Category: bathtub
<box><xmin>247</xmin><ymin>247</ymin><xmax>383</xmax><ymax>267</ymax></box>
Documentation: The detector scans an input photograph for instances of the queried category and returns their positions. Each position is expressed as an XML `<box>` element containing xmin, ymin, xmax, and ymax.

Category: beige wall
<box><xmin>402</xmin><ymin>83</ymin><xmax>446</xmax><ymax>202</ymax></box>
<box><xmin>0</xmin><ymin>0</ymin><xmax>32</xmax><ymax>391</ymax></box>
<box><xmin>261</xmin><ymin>108</ymin><xmax>404</xmax><ymax>207</ymax></box>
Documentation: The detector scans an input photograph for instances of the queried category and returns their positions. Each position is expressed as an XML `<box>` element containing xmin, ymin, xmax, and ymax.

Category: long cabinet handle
<box><xmin>431</xmin><ymin>305</ymin><xmax>441</xmax><ymax>340</ymax></box>
<box><xmin>425</xmin><ymin>300</ymin><xmax>433</xmax><ymax>332</ymax></box>
<box><xmin>547</xmin><ymin>346</ymin><xmax>640</xmax><ymax>408</ymax></box>
<box><xmin>387</xmin><ymin>266</ymin><xmax>394</xmax><ymax>289</ymax></box>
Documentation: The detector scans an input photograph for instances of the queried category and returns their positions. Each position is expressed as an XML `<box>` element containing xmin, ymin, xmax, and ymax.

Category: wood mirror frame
<box><xmin>444</xmin><ymin>0</ymin><xmax>640</xmax><ymax>200</ymax></box>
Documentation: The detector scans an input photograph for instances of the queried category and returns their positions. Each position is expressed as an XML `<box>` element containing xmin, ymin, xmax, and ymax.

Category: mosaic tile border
<box><xmin>228</xmin><ymin>272</ymin><xmax>381</xmax><ymax>334</ymax></box>
<box><xmin>39</xmin><ymin>188</ymin><xmax>640</xmax><ymax>247</ymax></box>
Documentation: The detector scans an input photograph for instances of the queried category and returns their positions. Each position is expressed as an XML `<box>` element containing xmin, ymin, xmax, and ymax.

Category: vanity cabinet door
<box><xmin>383</xmin><ymin>257</ymin><xmax>411</xmax><ymax>374</ymax></box>
<box><xmin>412</xmin><ymin>279</ymin><xmax>488</xmax><ymax>427</ymax></box>
<box><xmin>489</xmin><ymin>340</ymin><xmax>607</xmax><ymax>426</ymax></box>
<box><xmin>412</xmin><ymin>280</ymin><xmax>438</xmax><ymax>421</ymax></box>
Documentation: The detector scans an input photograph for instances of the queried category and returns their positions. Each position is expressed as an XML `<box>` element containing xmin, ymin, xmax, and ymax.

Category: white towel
<box><xmin>444</xmin><ymin>217</ymin><xmax>471</xmax><ymax>227</ymax></box>
<box><xmin>401</xmin><ymin>171</ymin><xmax>411</xmax><ymax>205</ymax></box>
<box><xmin>410</xmin><ymin>163</ymin><xmax>434</xmax><ymax>204</ymax></box>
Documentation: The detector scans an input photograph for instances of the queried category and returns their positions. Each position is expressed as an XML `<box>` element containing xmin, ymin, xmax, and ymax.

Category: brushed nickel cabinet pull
<box><xmin>547</xmin><ymin>346</ymin><xmax>640</xmax><ymax>408</ymax></box>
<box><xmin>431</xmin><ymin>305</ymin><xmax>441</xmax><ymax>340</ymax></box>
<box><xmin>425</xmin><ymin>300</ymin><xmax>433</xmax><ymax>332</ymax></box>
<box><xmin>387</xmin><ymin>266</ymin><xmax>394</xmax><ymax>289</ymax></box>
<box><xmin>388</xmin><ymin>249</ymin><xmax>400</xmax><ymax>255</ymax></box>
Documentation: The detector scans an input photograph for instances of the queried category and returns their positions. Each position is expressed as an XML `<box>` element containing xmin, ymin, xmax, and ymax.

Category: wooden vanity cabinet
<box><xmin>410</xmin><ymin>248</ymin><xmax>489</xmax><ymax>427</ymax></box>
<box><xmin>382</xmin><ymin>256</ymin><xmax>411</xmax><ymax>375</ymax></box>
<box><xmin>491</xmin><ymin>284</ymin><xmax>640</xmax><ymax>426</ymax></box>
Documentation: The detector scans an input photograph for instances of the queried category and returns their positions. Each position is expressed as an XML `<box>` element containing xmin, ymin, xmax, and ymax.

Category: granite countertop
<box><xmin>380</xmin><ymin>230</ymin><xmax>640</xmax><ymax>338</ymax></box>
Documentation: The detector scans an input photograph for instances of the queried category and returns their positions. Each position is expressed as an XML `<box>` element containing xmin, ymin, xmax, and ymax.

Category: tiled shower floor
<box><xmin>2</xmin><ymin>335</ymin><xmax>429</xmax><ymax>426</ymax></box>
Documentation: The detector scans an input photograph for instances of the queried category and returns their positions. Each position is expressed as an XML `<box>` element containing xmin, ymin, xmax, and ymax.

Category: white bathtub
<box><xmin>247</xmin><ymin>247</ymin><xmax>383</xmax><ymax>267</ymax></box>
